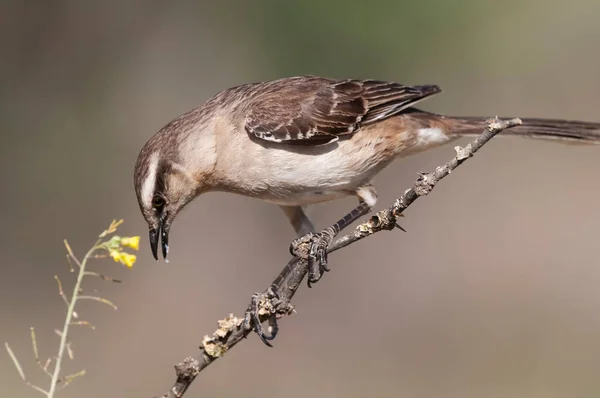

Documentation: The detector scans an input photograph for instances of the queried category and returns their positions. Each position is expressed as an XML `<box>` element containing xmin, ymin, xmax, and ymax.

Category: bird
<box><xmin>133</xmin><ymin>75</ymin><xmax>600</xmax><ymax>286</ymax></box>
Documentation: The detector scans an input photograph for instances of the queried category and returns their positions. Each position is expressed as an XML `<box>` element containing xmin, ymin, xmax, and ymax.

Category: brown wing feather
<box><xmin>244</xmin><ymin>76</ymin><xmax>441</xmax><ymax>146</ymax></box>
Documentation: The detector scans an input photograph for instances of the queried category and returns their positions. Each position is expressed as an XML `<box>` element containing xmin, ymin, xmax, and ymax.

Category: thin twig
<box><xmin>30</xmin><ymin>327</ymin><xmax>53</xmax><ymax>378</ymax></box>
<box><xmin>65</xmin><ymin>254</ymin><xmax>76</xmax><ymax>273</ymax></box>
<box><xmin>5</xmin><ymin>342</ymin><xmax>26</xmax><ymax>381</ymax></box>
<box><xmin>43</xmin><ymin>358</ymin><xmax>53</xmax><ymax>373</ymax></box>
<box><xmin>70</xmin><ymin>321</ymin><xmax>96</xmax><ymax>330</ymax></box>
<box><xmin>99</xmin><ymin>219</ymin><xmax>124</xmax><ymax>238</ymax></box>
<box><xmin>78</xmin><ymin>295</ymin><xmax>118</xmax><ymax>311</ymax></box>
<box><xmin>54</xmin><ymin>276</ymin><xmax>71</xmax><ymax>308</ymax></box>
<box><xmin>47</xmin><ymin>239</ymin><xmax>101</xmax><ymax>398</ymax></box>
<box><xmin>5</xmin><ymin>221</ymin><xmax>131</xmax><ymax>397</ymax></box>
<box><xmin>158</xmin><ymin>117</ymin><xmax>522</xmax><ymax>398</ymax></box>
<box><xmin>27</xmin><ymin>383</ymin><xmax>50</xmax><ymax>396</ymax></box>
<box><xmin>5</xmin><ymin>342</ymin><xmax>50</xmax><ymax>395</ymax></box>
<box><xmin>83</xmin><ymin>271</ymin><xmax>122</xmax><ymax>283</ymax></box>
<box><xmin>57</xmin><ymin>369</ymin><xmax>86</xmax><ymax>389</ymax></box>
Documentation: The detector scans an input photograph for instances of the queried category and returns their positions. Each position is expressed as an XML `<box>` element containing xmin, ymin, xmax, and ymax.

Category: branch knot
<box><xmin>174</xmin><ymin>357</ymin><xmax>200</xmax><ymax>380</ymax></box>
<box><xmin>414</xmin><ymin>172</ymin><xmax>436</xmax><ymax>196</ymax></box>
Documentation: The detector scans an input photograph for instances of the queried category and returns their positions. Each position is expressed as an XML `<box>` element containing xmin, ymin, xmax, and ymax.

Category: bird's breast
<box><xmin>216</xmin><ymin>136</ymin><xmax>392</xmax><ymax>205</ymax></box>
<box><xmin>214</xmin><ymin>118</ymin><xmax>451</xmax><ymax>205</ymax></box>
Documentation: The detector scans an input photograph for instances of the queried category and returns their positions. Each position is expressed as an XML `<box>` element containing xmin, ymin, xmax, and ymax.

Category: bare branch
<box><xmin>157</xmin><ymin>117</ymin><xmax>522</xmax><ymax>398</ymax></box>
<box><xmin>329</xmin><ymin>117</ymin><xmax>523</xmax><ymax>252</ymax></box>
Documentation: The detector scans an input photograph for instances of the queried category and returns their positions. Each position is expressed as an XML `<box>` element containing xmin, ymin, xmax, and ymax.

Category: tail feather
<box><xmin>447</xmin><ymin>115</ymin><xmax>600</xmax><ymax>144</ymax></box>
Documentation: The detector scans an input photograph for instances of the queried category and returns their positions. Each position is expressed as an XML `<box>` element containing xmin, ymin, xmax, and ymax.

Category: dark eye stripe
<box><xmin>152</xmin><ymin>159</ymin><xmax>173</xmax><ymax>209</ymax></box>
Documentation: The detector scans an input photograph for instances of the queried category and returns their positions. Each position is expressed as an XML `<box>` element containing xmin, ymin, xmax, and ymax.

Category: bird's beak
<box><xmin>149</xmin><ymin>221</ymin><xmax>170</xmax><ymax>262</ymax></box>
<box><xmin>161</xmin><ymin>223</ymin><xmax>170</xmax><ymax>261</ymax></box>
<box><xmin>149</xmin><ymin>225</ymin><xmax>160</xmax><ymax>261</ymax></box>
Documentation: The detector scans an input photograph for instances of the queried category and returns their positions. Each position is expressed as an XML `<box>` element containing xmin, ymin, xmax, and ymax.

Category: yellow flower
<box><xmin>120</xmin><ymin>236</ymin><xmax>140</xmax><ymax>251</ymax></box>
<box><xmin>109</xmin><ymin>250</ymin><xmax>121</xmax><ymax>262</ymax></box>
<box><xmin>108</xmin><ymin>250</ymin><xmax>137</xmax><ymax>268</ymax></box>
<box><xmin>121</xmin><ymin>253</ymin><xmax>137</xmax><ymax>268</ymax></box>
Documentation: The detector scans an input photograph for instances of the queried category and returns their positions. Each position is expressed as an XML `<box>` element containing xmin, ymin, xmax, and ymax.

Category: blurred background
<box><xmin>2</xmin><ymin>1</ymin><xmax>600</xmax><ymax>397</ymax></box>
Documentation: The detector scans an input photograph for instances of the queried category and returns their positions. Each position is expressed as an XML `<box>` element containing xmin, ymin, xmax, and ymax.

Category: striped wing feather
<box><xmin>245</xmin><ymin>76</ymin><xmax>441</xmax><ymax>146</ymax></box>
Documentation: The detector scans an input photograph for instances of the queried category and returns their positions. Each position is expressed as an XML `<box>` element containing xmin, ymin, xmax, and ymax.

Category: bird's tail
<box><xmin>444</xmin><ymin>115</ymin><xmax>600</xmax><ymax>144</ymax></box>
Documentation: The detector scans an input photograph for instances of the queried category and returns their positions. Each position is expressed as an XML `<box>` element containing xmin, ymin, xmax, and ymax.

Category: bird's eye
<box><xmin>152</xmin><ymin>195</ymin><xmax>165</xmax><ymax>209</ymax></box>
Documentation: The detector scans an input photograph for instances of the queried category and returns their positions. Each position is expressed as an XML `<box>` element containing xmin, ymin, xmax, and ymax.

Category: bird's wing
<box><xmin>244</xmin><ymin>76</ymin><xmax>441</xmax><ymax>146</ymax></box>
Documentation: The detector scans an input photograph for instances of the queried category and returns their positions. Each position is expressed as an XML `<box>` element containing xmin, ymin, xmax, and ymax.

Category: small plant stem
<box><xmin>47</xmin><ymin>239</ymin><xmax>101</xmax><ymax>398</ymax></box>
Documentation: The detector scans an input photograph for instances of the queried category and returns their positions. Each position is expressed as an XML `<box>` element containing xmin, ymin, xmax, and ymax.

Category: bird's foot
<box><xmin>243</xmin><ymin>285</ymin><xmax>294</xmax><ymax>347</ymax></box>
<box><xmin>290</xmin><ymin>227</ymin><xmax>337</xmax><ymax>287</ymax></box>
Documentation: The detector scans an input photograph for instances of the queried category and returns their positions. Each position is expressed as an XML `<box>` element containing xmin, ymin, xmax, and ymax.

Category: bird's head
<box><xmin>133</xmin><ymin>109</ymin><xmax>223</xmax><ymax>261</ymax></box>
<box><xmin>134</xmin><ymin>145</ymin><xmax>201</xmax><ymax>261</ymax></box>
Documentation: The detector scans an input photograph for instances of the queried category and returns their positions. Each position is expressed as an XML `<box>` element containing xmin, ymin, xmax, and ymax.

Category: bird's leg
<box><xmin>243</xmin><ymin>206</ymin><xmax>313</xmax><ymax>345</ymax></box>
<box><xmin>279</xmin><ymin>205</ymin><xmax>316</xmax><ymax>236</ymax></box>
<box><xmin>290</xmin><ymin>185</ymin><xmax>377</xmax><ymax>287</ymax></box>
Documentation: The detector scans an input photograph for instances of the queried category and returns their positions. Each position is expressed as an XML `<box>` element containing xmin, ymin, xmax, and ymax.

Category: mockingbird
<box><xmin>134</xmin><ymin>75</ymin><xmax>600</xmax><ymax>285</ymax></box>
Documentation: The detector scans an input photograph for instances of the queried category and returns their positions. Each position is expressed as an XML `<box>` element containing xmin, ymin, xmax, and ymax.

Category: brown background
<box><xmin>2</xmin><ymin>1</ymin><xmax>600</xmax><ymax>397</ymax></box>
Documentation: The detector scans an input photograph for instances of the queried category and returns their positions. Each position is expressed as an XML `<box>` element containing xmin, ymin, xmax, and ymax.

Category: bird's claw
<box><xmin>243</xmin><ymin>285</ymin><xmax>293</xmax><ymax>347</ymax></box>
<box><xmin>290</xmin><ymin>228</ymin><xmax>337</xmax><ymax>287</ymax></box>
